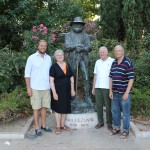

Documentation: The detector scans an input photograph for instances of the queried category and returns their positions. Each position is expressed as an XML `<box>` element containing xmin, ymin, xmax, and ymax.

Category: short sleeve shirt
<box><xmin>94</xmin><ymin>57</ymin><xmax>114</xmax><ymax>89</ymax></box>
<box><xmin>109</xmin><ymin>56</ymin><xmax>134</xmax><ymax>93</ymax></box>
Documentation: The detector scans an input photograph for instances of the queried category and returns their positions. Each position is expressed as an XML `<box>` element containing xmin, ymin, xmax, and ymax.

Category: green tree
<box><xmin>100</xmin><ymin>0</ymin><xmax>150</xmax><ymax>60</ymax></box>
<box><xmin>100</xmin><ymin>0</ymin><xmax>125</xmax><ymax>41</ymax></box>
<box><xmin>80</xmin><ymin>0</ymin><xmax>100</xmax><ymax>18</ymax></box>
<box><xmin>134</xmin><ymin>34</ymin><xmax>150</xmax><ymax>88</ymax></box>
<box><xmin>47</xmin><ymin>0</ymin><xmax>84</xmax><ymax>31</ymax></box>
<box><xmin>122</xmin><ymin>0</ymin><xmax>144</xmax><ymax>59</ymax></box>
<box><xmin>142</xmin><ymin>0</ymin><xmax>150</xmax><ymax>34</ymax></box>
<box><xmin>0</xmin><ymin>0</ymin><xmax>100</xmax><ymax>50</ymax></box>
<box><xmin>0</xmin><ymin>0</ymin><xmax>46</xmax><ymax>50</ymax></box>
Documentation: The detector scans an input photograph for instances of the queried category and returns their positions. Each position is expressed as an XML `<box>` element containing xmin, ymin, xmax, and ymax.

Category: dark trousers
<box><xmin>95</xmin><ymin>88</ymin><xmax>112</xmax><ymax>125</ymax></box>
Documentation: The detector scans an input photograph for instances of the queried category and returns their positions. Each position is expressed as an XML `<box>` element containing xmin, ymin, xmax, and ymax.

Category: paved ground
<box><xmin>0</xmin><ymin>117</ymin><xmax>30</xmax><ymax>132</ymax></box>
<box><xmin>0</xmin><ymin>114</ymin><xmax>150</xmax><ymax>150</ymax></box>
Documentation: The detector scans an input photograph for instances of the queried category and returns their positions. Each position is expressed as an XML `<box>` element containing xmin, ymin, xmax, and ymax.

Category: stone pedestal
<box><xmin>65</xmin><ymin>112</ymin><xmax>98</xmax><ymax>129</ymax></box>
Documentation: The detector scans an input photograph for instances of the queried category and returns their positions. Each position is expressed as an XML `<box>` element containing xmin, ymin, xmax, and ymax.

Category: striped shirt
<box><xmin>109</xmin><ymin>56</ymin><xmax>134</xmax><ymax>93</ymax></box>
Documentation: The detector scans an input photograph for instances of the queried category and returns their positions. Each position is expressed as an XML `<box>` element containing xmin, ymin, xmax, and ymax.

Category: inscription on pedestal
<box><xmin>65</xmin><ymin>112</ymin><xmax>98</xmax><ymax>129</ymax></box>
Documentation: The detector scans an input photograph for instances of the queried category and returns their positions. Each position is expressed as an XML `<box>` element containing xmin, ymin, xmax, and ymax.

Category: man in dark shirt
<box><xmin>109</xmin><ymin>44</ymin><xmax>134</xmax><ymax>139</ymax></box>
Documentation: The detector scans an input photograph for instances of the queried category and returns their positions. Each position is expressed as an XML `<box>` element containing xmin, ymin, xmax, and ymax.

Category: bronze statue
<box><xmin>65</xmin><ymin>17</ymin><xmax>93</xmax><ymax>108</ymax></box>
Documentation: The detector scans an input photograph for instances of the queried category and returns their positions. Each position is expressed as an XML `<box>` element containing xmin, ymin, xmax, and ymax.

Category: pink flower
<box><xmin>35</xmin><ymin>36</ymin><xmax>39</xmax><ymax>40</ymax></box>
<box><xmin>88</xmin><ymin>22</ymin><xmax>95</xmax><ymax>28</ymax></box>
<box><xmin>32</xmin><ymin>36</ymin><xmax>39</xmax><ymax>40</ymax></box>
<box><xmin>52</xmin><ymin>34</ymin><xmax>56</xmax><ymax>41</ymax></box>
<box><xmin>42</xmin><ymin>31</ymin><xmax>47</xmax><ymax>35</ymax></box>
<box><xmin>43</xmin><ymin>27</ymin><xmax>47</xmax><ymax>32</ymax></box>
<box><xmin>32</xmin><ymin>29</ymin><xmax>36</xmax><ymax>33</ymax></box>
<box><xmin>39</xmin><ymin>24</ymin><xmax>44</xmax><ymax>28</ymax></box>
<box><xmin>33</xmin><ymin>26</ymin><xmax>36</xmax><ymax>29</ymax></box>
<box><xmin>52</xmin><ymin>34</ymin><xmax>56</xmax><ymax>37</ymax></box>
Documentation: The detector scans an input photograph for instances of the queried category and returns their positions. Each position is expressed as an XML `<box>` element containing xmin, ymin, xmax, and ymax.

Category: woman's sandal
<box><xmin>60</xmin><ymin>126</ymin><xmax>70</xmax><ymax>131</ymax></box>
<box><xmin>55</xmin><ymin>127</ymin><xmax>61</xmax><ymax>135</ymax></box>
<box><xmin>110</xmin><ymin>129</ymin><xmax>121</xmax><ymax>135</ymax></box>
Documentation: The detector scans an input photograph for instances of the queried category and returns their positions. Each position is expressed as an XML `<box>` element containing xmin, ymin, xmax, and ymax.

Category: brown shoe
<box><xmin>95</xmin><ymin>123</ymin><xmax>104</xmax><ymax>129</ymax></box>
<box><xmin>107</xmin><ymin>125</ymin><xmax>113</xmax><ymax>130</ymax></box>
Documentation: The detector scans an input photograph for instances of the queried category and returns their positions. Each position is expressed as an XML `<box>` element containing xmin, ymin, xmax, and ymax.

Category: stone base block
<box><xmin>65</xmin><ymin>112</ymin><xmax>98</xmax><ymax>129</ymax></box>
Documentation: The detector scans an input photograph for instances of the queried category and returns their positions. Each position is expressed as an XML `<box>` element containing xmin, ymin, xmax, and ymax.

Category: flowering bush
<box><xmin>52</xmin><ymin>19</ymin><xmax>101</xmax><ymax>37</ymax></box>
<box><xmin>48</xmin><ymin>19</ymin><xmax>101</xmax><ymax>49</ymax></box>
<box><xmin>83</xmin><ymin>20</ymin><xmax>101</xmax><ymax>39</ymax></box>
<box><xmin>32</xmin><ymin>24</ymin><xmax>48</xmax><ymax>39</ymax></box>
<box><xmin>23</xmin><ymin>24</ymin><xmax>56</xmax><ymax>55</ymax></box>
<box><xmin>50</xmin><ymin>19</ymin><xmax>101</xmax><ymax>37</ymax></box>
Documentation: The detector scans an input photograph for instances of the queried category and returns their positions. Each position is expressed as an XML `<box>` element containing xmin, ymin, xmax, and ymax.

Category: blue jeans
<box><xmin>111</xmin><ymin>93</ymin><xmax>131</xmax><ymax>132</ymax></box>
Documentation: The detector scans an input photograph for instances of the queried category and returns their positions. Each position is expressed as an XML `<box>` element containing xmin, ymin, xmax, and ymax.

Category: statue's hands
<box><xmin>76</xmin><ymin>48</ymin><xmax>82</xmax><ymax>53</ymax></box>
<box><xmin>65</xmin><ymin>46</ymin><xmax>75</xmax><ymax>52</ymax></box>
<box><xmin>76</xmin><ymin>44</ymin><xmax>85</xmax><ymax>53</ymax></box>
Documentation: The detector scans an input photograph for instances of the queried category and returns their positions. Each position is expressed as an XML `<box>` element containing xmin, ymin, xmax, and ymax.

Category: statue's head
<box><xmin>70</xmin><ymin>17</ymin><xmax>85</xmax><ymax>33</ymax></box>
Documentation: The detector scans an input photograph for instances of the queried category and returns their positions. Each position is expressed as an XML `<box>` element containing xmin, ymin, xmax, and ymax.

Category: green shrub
<box><xmin>131</xmin><ymin>87</ymin><xmax>150</xmax><ymax>117</ymax></box>
<box><xmin>0</xmin><ymin>47</ymin><xmax>27</xmax><ymax>93</ymax></box>
<box><xmin>134</xmin><ymin>34</ymin><xmax>150</xmax><ymax>88</ymax></box>
<box><xmin>134</xmin><ymin>51</ymin><xmax>150</xmax><ymax>88</ymax></box>
<box><xmin>0</xmin><ymin>88</ymin><xmax>32</xmax><ymax>115</ymax></box>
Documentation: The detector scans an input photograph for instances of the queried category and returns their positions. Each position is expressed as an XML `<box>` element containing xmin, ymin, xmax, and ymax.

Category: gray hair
<box><xmin>99</xmin><ymin>46</ymin><xmax>108</xmax><ymax>53</ymax></box>
<box><xmin>54</xmin><ymin>49</ymin><xmax>64</xmax><ymax>57</ymax></box>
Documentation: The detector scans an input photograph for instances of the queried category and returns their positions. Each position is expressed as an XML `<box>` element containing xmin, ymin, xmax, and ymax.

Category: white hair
<box><xmin>99</xmin><ymin>46</ymin><xmax>108</xmax><ymax>53</ymax></box>
<box><xmin>54</xmin><ymin>49</ymin><xmax>64</xmax><ymax>57</ymax></box>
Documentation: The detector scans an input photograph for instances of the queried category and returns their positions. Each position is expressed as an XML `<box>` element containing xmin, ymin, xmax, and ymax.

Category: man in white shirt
<box><xmin>25</xmin><ymin>40</ymin><xmax>52</xmax><ymax>136</ymax></box>
<box><xmin>92</xmin><ymin>46</ymin><xmax>114</xmax><ymax>130</ymax></box>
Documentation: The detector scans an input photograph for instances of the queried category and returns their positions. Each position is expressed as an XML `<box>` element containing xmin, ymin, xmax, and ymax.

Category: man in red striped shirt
<box><xmin>109</xmin><ymin>45</ymin><xmax>134</xmax><ymax>139</ymax></box>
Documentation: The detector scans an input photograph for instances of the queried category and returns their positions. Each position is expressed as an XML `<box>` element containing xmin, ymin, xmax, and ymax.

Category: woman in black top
<box><xmin>50</xmin><ymin>49</ymin><xmax>75</xmax><ymax>134</ymax></box>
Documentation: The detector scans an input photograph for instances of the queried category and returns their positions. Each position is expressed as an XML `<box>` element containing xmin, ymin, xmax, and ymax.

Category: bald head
<box><xmin>114</xmin><ymin>45</ymin><xmax>124</xmax><ymax>59</ymax></box>
<box><xmin>114</xmin><ymin>45</ymin><xmax>124</xmax><ymax>51</ymax></box>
